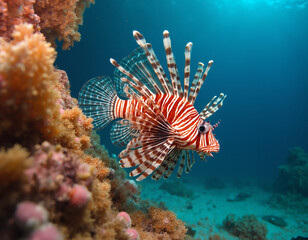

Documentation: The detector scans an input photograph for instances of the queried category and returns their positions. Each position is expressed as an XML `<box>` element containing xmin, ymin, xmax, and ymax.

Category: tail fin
<box><xmin>78</xmin><ymin>76</ymin><xmax>117</xmax><ymax>130</ymax></box>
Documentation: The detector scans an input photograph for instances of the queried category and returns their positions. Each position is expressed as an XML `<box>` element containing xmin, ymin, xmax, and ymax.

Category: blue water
<box><xmin>56</xmin><ymin>0</ymin><xmax>308</xmax><ymax>183</ymax></box>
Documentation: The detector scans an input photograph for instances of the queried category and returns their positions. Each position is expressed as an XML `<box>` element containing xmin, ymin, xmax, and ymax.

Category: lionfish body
<box><xmin>79</xmin><ymin>30</ymin><xmax>226</xmax><ymax>181</ymax></box>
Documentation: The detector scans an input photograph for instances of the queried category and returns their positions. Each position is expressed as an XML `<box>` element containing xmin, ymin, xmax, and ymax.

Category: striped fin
<box><xmin>176</xmin><ymin>151</ymin><xmax>186</xmax><ymax>178</ymax></box>
<box><xmin>118</xmin><ymin>99</ymin><xmax>175</xmax><ymax>180</ymax></box>
<box><xmin>111</xmin><ymin>59</ymin><xmax>153</xmax><ymax>99</ymax></box>
<box><xmin>164</xmin><ymin>150</ymin><xmax>182</xmax><ymax>179</ymax></box>
<box><xmin>190</xmin><ymin>60</ymin><xmax>213</xmax><ymax>104</ymax></box>
<box><xmin>110</xmin><ymin>119</ymin><xmax>139</xmax><ymax>147</ymax></box>
<box><xmin>185</xmin><ymin>150</ymin><xmax>193</xmax><ymax>173</ymax></box>
<box><xmin>200</xmin><ymin>93</ymin><xmax>227</xmax><ymax>120</ymax></box>
<box><xmin>78</xmin><ymin>76</ymin><xmax>117</xmax><ymax>130</ymax></box>
<box><xmin>198</xmin><ymin>152</ymin><xmax>206</xmax><ymax>161</ymax></box>
<box><xmin>126</xmin><ymin>138</ymin><xmax>175</xmax><ymax>181</ymax></box>
<box><xmin>188</xmin><ymin>62</ymin><xmax>204</xmax><ymax>103</ymax></box>
<box><xmin>113</xmin><ymin>47</ymin><xmax>164</xmax><ymax>98</ymax></box>
<box><xmin>111</xmin><ymin>58</ymin><xmax>168</xmax><ymax>120</ymax></box>
<box><xmin>183</xmin><ymin>42</ymin><xmax>193</xmax><ymax>100</ymax></box>
<box><xmin>190</xmin><ymin>150</ymin><xmax>196</xmax><ymax>171</ymax></box>
<box><xmin>119</xmin><ymin>136</ymin><xmax>142</xmax><ymax>159</ymax></box>
<box><xmin>151</xmin><ymin>148</ymin><xmax>181</xmax><ymax>180</ymax></box>
<box><xmin>146</xmin><ymin>43</ymin><xmax>173</xmax><ymax>93</ymax></box>
<box><xmin>126</xmin><ymin>92</ymin><xmax>171</xmax><ymax>133</ymax></box>
<box><xmin>133</xmin><ymin>31</ymin><xmax>171</xmax><ymax>94</ymax></box>
<box><xmin>163</xmin><ymin>30</ymin><xmax>183</xmax><ymax>97</ymax></box>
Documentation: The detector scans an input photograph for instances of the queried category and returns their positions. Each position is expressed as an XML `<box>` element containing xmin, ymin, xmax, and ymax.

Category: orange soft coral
<box><xmin>34</xmin><ymin>0</ymin><xmax>94</xmax><ymax>49</ymax></box>
<box><xmin>57</xmin><ymin>106</ymin><xmax>93</xmax><ymax>154</ymax></box>
<box><xmin>83</xmin><ymin>154</ymin><xmax>110</xmax><ymax>181</ymax></box>
<box><xmin>0</xmin><ymin>26</ymin><xmax>94</xmax><ymax>150</ymax></box>
<box><xmin>0</xmin><ymin>23</ymin><xmax>61</xmax><ymax>148</ymax></box>
<box><xmin>131</xmin><ymin>207</ymin><xmax>187</xmax><ymax>240</ymax></box>
<box><xmin>0</xmin><ymin>144</ymin><xmax>32</xmax><ymax>190</ymax></box>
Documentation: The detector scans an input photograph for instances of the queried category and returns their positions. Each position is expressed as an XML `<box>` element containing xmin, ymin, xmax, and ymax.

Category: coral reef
<box><xmin>57</xmin><ymin>106</ymin><xmax>93</xmax><ymax>154</ymax></box>
<box><xmin>86</xmin><ymin>131</ymin><xmax>141</xmax><ymax>211</ymax></box>
<box><xmin>0</xmin><ymin>0</ymin><xmax>93</xmax><ymax>49</ymax></box>
<box><xmin>14</xmin><ymin>201</ymin><xmax>63</xmax><ymax>239</ymax></box>
<box><xmin>274</xmin><ymin>147</ymin><xmax>308</xmax><ymax>197</ymax></box>
<box><xmin>0</xmin><ymin>23</ymin><xmax>94</xmax><ymax>155</ymax></box>
<box><xmin>0</xmin><ymin>3</ymin><xmax>188</xmax><ymax>239</ymax></box>
<box><xmin>55</xmin><ymin>69</ymin><xmax>78</xmax><ymax>110</ymax></box>
<box><xmin>0</xmin><ymin>0</ymin><xmax>40</xmax><ymax>40</ymax></box>
<box><xmin>131</xmin><ymin>207</ymin><xmax>187</xmax><ymax>240</ymax></box>
<box><xmin>34</xmin><ymin>0</ymin><xmax>94</xmax><ymax>49</ymax></box>
<box><xmin>268</xmin><ymin>192</ymin><xmax>308</xmax><ymax>213</ymax></box>
<box><xmin>0</xmin><ymin>144</ymin><xmax>32</xmax><ymax>190</ymax></box>
<box><xmin>223</xmin><ymin>214</ymin><xmax>268</xmax><ymax>240</ymax></box>
<box><xmin>0</xmin><ymin>141</ymin><xmax>134</xmax><ymax>239</ymax></box>
<box><xmin>269</xmin><ymin>147</ymin><xmax>308</xmax><ymax>213</ymax></box>
<box><xmin>0</xmin><ymin>23</ymin><xmax>61</xmax><ymax>148</ymax></box>
<box><xmin>208</xmin><ymin>234</ymin><xmax>226</xmax><ymax>240</ymax></box>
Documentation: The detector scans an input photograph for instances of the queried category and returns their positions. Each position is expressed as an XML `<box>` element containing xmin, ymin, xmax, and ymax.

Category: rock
<box><xmin>262</xmin><ymin>215</ymin><xmax>287</xmax><ymax>228</ymax></box>
<box><xmin>227</xmin><ymin>192</ymin><xmax>251</xmax><ymax>202</ymax></box>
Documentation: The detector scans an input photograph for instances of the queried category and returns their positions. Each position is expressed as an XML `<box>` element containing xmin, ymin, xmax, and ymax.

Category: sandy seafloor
<box><xmin>140</xmin><ymin>179</ymin><xmax>308</xmax><ymax>239</ymax></box>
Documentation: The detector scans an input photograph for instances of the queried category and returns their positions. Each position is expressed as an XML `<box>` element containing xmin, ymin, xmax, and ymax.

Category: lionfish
<box><xmin>78</xmin><ymin>30</ymin><xmax>226</xmax><ymax>181</ymax></box>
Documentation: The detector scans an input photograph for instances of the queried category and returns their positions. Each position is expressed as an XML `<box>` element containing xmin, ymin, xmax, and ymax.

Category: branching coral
<box><xmin>223</xmin><ymin>214</ymin><xmax>268</xmax><ymax>240</ymax></box>
<box><xmin>24</xmin><ymin>142</ymin><xmax>95</xmax><ymax>208</ymax></box>
<box><xmin>55</xmin><ymin>69</ymin><xmax>78</xmax><ymax>110</ymax></box>
<box><xmin>0</xmin><ymin>0</ymin><xmax>40</xmax><ymax>40</ymax></box>
<box><xmin>131</xmin><ymin>207</ymin><xmax>187</xmax><ymax>240</ymax></box>
<box><xmin>57</xmin><ymin>106</ymin><xmax>93</xmax><ymax>154</ymax></box>
<box><xmin>0</xmin><ymin>0</ymin><xmax>94</xmax><ymax>50</ymax></box>
<box><xmin>33</xmin><ymin>0</ymin><xmax>94</xmax><ymax>49</ymax></box>
<box><xmin>0</xmin><ymin>144</ymin><xmax>32</xmax><ymax>190</ymax></box>
<box><xmin>86</xmin><ymin>131</ymin><xmax>140</xmax><ymax>211</ymax></box>
<box><xmin>0</xmin><ymin>144</ymin><xmax>32</xmax><ymax>223</ymax></box>
<box><xmin>0</xmin><ymin>23</ymin><xmax>94</xmax><ymax>154</ymax></box>
<box><xmin>0</xmin><ymin>23</ymin><xmax>61</xmax><ymax>148</ymax></box>
<box><xmin>0</xmin><ymin>141</ymin><xmax>133</xmax><ymax>239</ymax></box>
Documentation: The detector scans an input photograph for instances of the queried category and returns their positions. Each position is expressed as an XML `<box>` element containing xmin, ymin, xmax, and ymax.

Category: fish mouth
<box><xmin>200</xmin><ymin>144</ymin><xmax>220</xmax><ymax>155</ymax></box>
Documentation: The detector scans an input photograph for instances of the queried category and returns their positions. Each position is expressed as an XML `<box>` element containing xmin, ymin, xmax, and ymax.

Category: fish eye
<box><xmin>199</xmin><ymin>125</ymin><xmax>206</xmax><ymax>133</ymax></box>
<box><xmin>198</xmin><ymin>122</ymin><xmax>211</xmax><ymax>134</ymax></box>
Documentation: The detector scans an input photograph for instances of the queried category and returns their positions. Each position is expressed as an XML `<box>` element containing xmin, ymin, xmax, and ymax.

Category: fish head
<box><xmin>195</xmin><ymin>119</ymin><xmax>220</xmax><ymax>156</ymax></box>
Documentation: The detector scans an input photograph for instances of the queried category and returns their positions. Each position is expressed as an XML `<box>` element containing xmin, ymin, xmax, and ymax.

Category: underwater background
<box><xmin>0</xmin><ymin>0</ymin><xmax>307</xmax><ymax>239</ymax></box>
<box><xmin>57</xmin><ymin>0</ymin><xmax>308</xmax><ymax>182</ymax></box>
<box><xmin>55</xmin><ymin>0</ymin><xmax>308</xmax><ymax>238</ymax></box>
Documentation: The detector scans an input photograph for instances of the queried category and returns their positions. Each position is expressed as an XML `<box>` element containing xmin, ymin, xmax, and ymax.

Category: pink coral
<box><xmin>29</xmin><ymin>224</ymin><xmax>63</xmax><ymax>240</ymax></box>
<box><xmin>69</xmin><ymin>184</ymin><xmax>91</xmax><ymax>208</ymax></box>
<box><xmin>125</xmin><ymin>228</ymin><xmax>140</xmax><ymax>240</ymax></box>
<box><xmin>117</xmin><ymin>211</ymin><xmax>132</xmax><ymax>228</ymax></box>
<box><xmin>24</xmin><ymin>142</ymin><xmax>95</xmax><ymax>208</ymax></box>
<box><xmin>14</xmin><ymin>201</ymin><xmax>48</xmax><ymax>230</ymax></box>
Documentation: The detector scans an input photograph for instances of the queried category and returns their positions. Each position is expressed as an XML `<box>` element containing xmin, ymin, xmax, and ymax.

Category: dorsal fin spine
<box><xmin>163</xmin><ymin>30</ymin><xmax>183</xmax><ymax>97</ymax></box>
<box><xmin>191</xmin><ymin>60</ymin><xmax>213</xmax><ymax>104</ymax></box>
<box><xmin>200</xmin><ymin>93</ymin><xmax>226</xmax><ymax>119</ymax></box>
<box><xmin>133</xmin><ymin>31</ymin><xmax>171</xmax><ymax>94</ymax></box>
<box><xmin>146</xmin><ymin>43</ymin><xmax>173</xmax><ymax>93</ymax></box>
<box><xmin>184</xmin><ymin>42</ymin><xmax>193</xmax><ymax>100</ymax></box>
<box><xmin>189</xmin><ymin>62</ymin><xmax>204</xmax><ymax>103</ymax></box>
